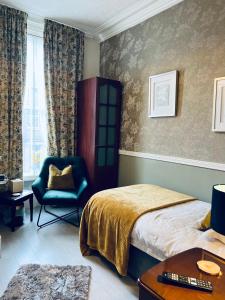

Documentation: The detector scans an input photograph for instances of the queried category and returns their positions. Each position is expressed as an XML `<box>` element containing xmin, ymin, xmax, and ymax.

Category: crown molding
<box><xmin>119</xmin><ymin>150</ymin><xmax>225</xmax><ymax>172</ymax></box>
<box><xmin>94</xmin><ymin>0</ymin><xmax>184</xmax><ymax>41</ymax></box>
<box><xmin>1</xmin><ymin>0</ymin><xmax>184</xmax><ymax>42</ymax></box>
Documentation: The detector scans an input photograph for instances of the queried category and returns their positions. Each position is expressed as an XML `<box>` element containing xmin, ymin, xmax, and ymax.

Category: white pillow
<box><xmin>204</xmin><ymin>229</ymin><xmax>225</xmax><ymax>245</ymax></box>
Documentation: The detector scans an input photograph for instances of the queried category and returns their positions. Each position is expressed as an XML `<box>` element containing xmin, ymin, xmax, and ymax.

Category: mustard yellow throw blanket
<box><xmin>80</xmin><ymin>184</ymin><xmax>196</xmax><ymax>276</ymax></box>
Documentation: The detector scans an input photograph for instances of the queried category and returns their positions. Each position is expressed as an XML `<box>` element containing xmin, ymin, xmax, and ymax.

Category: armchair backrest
<box><xmin>39</xmin><ymin>156</ymin><xmax>87</xmax><ymax>189</ymax></box>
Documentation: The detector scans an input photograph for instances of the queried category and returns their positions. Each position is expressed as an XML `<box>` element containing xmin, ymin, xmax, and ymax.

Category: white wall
<box><xmin>83</xmin><ymin>37</ymin><xmax>100</xmax><ymax>79</ymax></box>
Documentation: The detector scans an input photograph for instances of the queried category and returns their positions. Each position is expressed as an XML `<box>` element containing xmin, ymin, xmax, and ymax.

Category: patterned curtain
<box><xmin>44</xmin><ymin>20</ymin><xmax>84</xmax><ymax>157</ymax></box>
<box><xmin>0</xmin><ymin>5</ymin><xmax>27</xmax><ymax>178</ymax></box>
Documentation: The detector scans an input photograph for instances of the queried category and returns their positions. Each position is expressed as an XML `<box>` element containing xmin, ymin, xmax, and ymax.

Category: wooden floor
<box><xmin>0</xmin><ymin>208</ymin><xmax>139</xmax><ymax>300</ymax></box>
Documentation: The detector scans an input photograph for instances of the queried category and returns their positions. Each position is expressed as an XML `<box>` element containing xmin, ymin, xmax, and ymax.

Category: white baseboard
<box><xmin>119</xmin><ymin>150</ymin><xmax>225</xmax><ymax>172</ymax></box>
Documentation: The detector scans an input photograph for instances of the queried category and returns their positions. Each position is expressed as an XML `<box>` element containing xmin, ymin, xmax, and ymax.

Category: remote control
<box><xmin>158</xmin><ymin>272</ymin><xmax>213</xmax><ymax>292</ymax></box>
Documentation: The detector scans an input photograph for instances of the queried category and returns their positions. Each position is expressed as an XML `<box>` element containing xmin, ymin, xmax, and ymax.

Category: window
<box><xmin>22</xmin><ymin>34</ymin><xmax>47</xmax><ymax>179</ymax></box>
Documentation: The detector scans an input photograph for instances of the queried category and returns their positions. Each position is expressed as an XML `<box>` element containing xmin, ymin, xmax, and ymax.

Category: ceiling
<box><xmin>0</xmin><ymin>0</ymin><xmax>183</xmax><ymax>41</ymax></box>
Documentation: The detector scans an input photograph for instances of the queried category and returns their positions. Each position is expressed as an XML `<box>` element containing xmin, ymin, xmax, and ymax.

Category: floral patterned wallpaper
<box><xmin>100</xmin><ymin>0</ymin><xmax>225</xmax><ymax>163</ymax></box>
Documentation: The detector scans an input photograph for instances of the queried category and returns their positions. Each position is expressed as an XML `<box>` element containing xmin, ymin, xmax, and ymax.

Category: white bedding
<box><xmin>131</xmin><ymin>200</ymin><xmax>225</xmax><ymax>261</ymax></box>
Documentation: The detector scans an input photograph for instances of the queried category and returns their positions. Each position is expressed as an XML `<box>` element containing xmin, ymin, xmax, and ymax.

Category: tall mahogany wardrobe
<box><xmin>77</xmin><ymin>77</ymin><xmax>122</xmax><ymax>194</ymax></box>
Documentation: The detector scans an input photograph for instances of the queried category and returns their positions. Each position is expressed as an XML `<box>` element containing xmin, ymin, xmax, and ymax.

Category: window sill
<box><xmin>23</xmin><ymin>176</ymin><xmax>36</xmax><ymax>182</ymax></box>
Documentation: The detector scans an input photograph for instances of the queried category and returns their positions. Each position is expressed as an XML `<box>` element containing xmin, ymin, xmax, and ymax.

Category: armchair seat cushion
<box><xmin>42</xmin><ymin>190</ymin><xmax>79</xmax><ymax>205</ymax></box>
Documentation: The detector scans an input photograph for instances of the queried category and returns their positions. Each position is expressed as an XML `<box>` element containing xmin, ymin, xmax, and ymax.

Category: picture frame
<box><xmin>212</xmin><ymin>77</ymin><xmax>225</xmax><ymax>132</ymax></box>
<box><xmin>148</xmin><ymin>70</ymin><xmax>178</xmax><ymax>118</ymax></box>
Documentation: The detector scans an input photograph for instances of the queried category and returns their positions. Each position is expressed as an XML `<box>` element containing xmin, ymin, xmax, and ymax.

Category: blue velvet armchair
<box><xmin>32</xmin><ymin>156</ymin><xmax>89</xmax><ymax>229</ymax></box>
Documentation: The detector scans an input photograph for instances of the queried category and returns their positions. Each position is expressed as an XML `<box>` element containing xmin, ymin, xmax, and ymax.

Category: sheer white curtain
<box><xmin>22</xmin><ymin>34</ymin><xmax>47</xmax><ymax>179</ymax></box>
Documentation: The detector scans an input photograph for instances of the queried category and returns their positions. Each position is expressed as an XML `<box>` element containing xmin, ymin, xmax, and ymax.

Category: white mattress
<box><xmin>131</xmin><ymin>200</ymin><xmax>225</xmax><ymax>261</ymax></box>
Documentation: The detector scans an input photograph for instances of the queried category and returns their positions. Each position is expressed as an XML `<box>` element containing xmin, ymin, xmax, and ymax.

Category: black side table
<box><xmin>0</xmin><ymin>190</ymin><xmax>33</xmax><ymax>231</ymax></box>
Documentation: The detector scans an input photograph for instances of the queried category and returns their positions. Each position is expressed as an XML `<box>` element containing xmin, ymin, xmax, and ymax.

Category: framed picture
<box><xmin>212</xmin><ymin>77</ymin><xmax>225</xmax><ymax>132</ymax></box>
<box><xmin>149</xmin><ymin>70</ymin><xmax>178</xmax><ymax>118</ymax></box>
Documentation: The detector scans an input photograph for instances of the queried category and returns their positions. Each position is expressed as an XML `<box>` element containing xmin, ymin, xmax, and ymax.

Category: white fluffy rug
<box><xmin>0</xmin><ymin>264</ymin><xmax>91</xmax><ymax>300</ymax></box>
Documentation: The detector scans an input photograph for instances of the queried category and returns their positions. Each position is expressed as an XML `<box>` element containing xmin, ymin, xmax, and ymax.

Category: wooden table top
<box><xmin>139</xmin><ymin>248</ymin><xmax>225</xmax><ymax>300</ymax></box>
<box><xmin>0</xmin><ymin>190</ymin><xmax>33</xmax><ymax>203</ymax></box>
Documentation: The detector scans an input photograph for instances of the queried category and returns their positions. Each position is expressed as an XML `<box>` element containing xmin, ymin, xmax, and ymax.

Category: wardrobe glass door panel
<box><xmin>97</xmin><ymin>148</ymin><xmax>106</xmax><ymax>167</ymax></box>
<box><xmin>108</xmin><ymin>127</ymin><xmax>115</xmax><ymax>146</ymax></box>
<box><xmin>109</xmin><ymin>85</ymin><xmax>117</xmax><ymax>105</ymax></box>
<box><xmin>99</xmin><ymin>106</ymin><xmax>107</xmax><ymax>125</ymax></box>
<box><xmin>98</xmin><ymin>127</ymin><xmax>106</xmax><ymax>146</ymax></box>
<box><xmin>99</xmin><ymin>84</ymin><xmax>108</xmax><ymax>104</ymax></box>
<box><xmin>108</xmin><ymin>106</ymin><xmax>116</xmax><ymax>126</ymax></box>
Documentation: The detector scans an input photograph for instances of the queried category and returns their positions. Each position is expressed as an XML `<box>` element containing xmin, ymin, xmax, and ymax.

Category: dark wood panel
<box><xmin>95</xmin><ymin>165</ymin><xmax>118</xmax><ymax>191</ymax></box>
<box><xmin>77</xmin><ymin>78</ymin><xmax>97</xmax><ymax>188</ymax></box>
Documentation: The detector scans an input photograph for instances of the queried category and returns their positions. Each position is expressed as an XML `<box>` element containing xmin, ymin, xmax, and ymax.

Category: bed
<box><xmin>129</xmin><ymin>199</ymin><xmax>225</xmax><ymax>278</ymax></box>
<box><xmin>80</xmin><ymin>184</ymin><xmax>225</xmax><ymax>278</ymax></box>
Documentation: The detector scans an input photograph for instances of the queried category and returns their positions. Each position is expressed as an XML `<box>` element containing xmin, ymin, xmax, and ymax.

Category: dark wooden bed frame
<box><xmin>128</xmin><ymin>245</ymin><xmax>160</xmax><ymax>279</ymax></box>
<box><xmin>94</xmin><ymin>244</ymin><xmax>160</xmax><ymax>280</ymax></box>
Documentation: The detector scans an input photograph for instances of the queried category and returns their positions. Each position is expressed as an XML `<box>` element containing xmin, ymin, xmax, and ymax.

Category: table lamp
<box><xmin>211</xmin><ymin>184</ymin><xmax>225</xmax><ymax>236</ymax></box>
<box><xmin>196</xmin><ymin>184</ymin><xmax>225</xmax><ymax>276</ymax></box>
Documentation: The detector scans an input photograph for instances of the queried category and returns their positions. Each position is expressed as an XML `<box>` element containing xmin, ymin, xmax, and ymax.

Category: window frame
<box><xmin>23</xmin><ymin>30</ymin><xmax>47</xmax><ymax>181</ymax></box>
